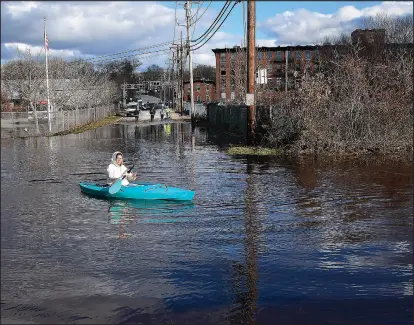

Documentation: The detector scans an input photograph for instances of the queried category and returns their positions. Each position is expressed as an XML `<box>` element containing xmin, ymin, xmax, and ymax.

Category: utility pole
<box><xmin>185</xmin><ymin>0</ymin><xmax>195</xmax><ymax>126</ymax></box>
<box><xmin>171</xmin><ymin>50</ymin><xmax>175</xmax><ymax>110</ymax></box>
<box><xmin>44</xmin><ymin>17</ymin><xmax>51</xmax><ymax>133</ymax></box>
<box><xmin>285</xmin><ymin>49</ymin><xmax>288</xmax><ymax>93</ymax></box>
<box><xmin>180</xmin><ymin>30</ymin><xmax>184</xmax><ymax>116</ymax></box>
<box><xmin>247</xmin><ymin>0</ymin><xmax>256</xmax><ymax>145</ymax></box>
<box><xmin>122</xmin><ymin>81</ymin><xmax>126</xmax><ymax>108</ymax></box>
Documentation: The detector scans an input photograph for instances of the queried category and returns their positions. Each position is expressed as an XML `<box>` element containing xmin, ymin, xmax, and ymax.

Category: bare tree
<box><xmin>1</xmin><ymin>48</ymin><xmax>119</xmax><ymax>114</ymax></box>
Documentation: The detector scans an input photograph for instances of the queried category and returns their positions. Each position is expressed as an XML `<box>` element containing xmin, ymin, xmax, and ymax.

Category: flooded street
<box><xmin>1</xmin><ymin>122</ymin><xmax>413</xmax><ymax>324</ymax></box>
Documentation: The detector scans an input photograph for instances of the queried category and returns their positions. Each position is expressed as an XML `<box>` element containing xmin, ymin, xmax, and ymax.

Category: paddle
<box><xmin>109</xmin><ymin>164</ymin><xmax>135</xmax><ymax>195</ymax></box>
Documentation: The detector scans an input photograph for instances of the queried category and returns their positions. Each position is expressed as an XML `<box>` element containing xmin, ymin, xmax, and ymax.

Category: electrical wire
<box><xmin>191</xmin><ymin>1</ymin><xmax>212</xmax><ymax>25</ymax></box>
<box><xmin>190</xmin><ymin>1</ymin><xmax>204</xmax><ymax>21</ymax></box>
<box><xmin>190</xmin><ymin>1</ymin><xmax>238</xmax><ymax>52</ymax></box>
<box><xmin>88</xmin><ymin>48</ymin><xmax>171</xmax><ymax>65</ymax></box>
<box><xmin>85</xmin><ymin>40</ymin><xmax>179</xmax><ymax>62</ymax></box>
<box><xmin>190</xmin><ymin>1</ymin><xmax>230</xmax><ymax>42</ymax></box>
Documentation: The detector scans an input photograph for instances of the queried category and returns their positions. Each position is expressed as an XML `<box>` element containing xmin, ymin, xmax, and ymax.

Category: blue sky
<box><xmin>1</xmin><ymin>1</ymin><xmax>412</xmax><ymax>69</ymax></box>
<box><xmin>160</xmin><ymin>1</ymin><xmax>385</xmax><ymax>39</ymax></box>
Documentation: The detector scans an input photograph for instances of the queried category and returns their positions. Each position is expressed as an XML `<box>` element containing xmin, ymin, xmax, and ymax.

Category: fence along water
<box><xmin>1</xmin><ymin>104</ymin><xmax>116</xmax><ymax>138</ymax></box>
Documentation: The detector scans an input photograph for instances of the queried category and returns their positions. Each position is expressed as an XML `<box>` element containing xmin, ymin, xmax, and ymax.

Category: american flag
<box><xmin>44</xmin><ymin>31</ymin><xmax>49</xmax><ymax>51</ymax></box>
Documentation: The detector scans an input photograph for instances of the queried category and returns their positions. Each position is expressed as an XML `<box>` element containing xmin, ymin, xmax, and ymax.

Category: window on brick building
<box><xmin>276</xmin><ymin>51</ymin><xmax>282</xmax><ymax>60</ymax></box>
<box><xmin>296</xmin><ymin>51</ymin><xmax>301</xmax><ymax>60</ymax></box>
<box><xmin>258</xmin><ymin>51</ymin><xmax>263</xmax><ymax>59</ymax></box>
<box><xmin>220</xmin><ymin>53</ymin><xmax>226</xmax><ymax>61</ymax></box>
<box><xmin>196</xmin><ymin>85</ymin><xmax>200</xmax><ymax>92</ymax></box>
<box><xmin>268</xmin><ymin>51</ymin><xmax>272</xmax><ymax>60</ymax></box>
<box><xmin>267</xmin><ymin>64</ymin><xmax>272</xmax><ymax>71</ymax></box>
<box><xmin>305</xmin><ymin>51</ymin><xmax>311</xmax><ymax>60</ymax></box>
<box><xmin>206</xmin><ymin>95</ymin><xmax>210</xmax><ymax>102</ymax></box>
<box><xmin>197</xmin><ymin>95</ymin><xmax>201</xmax><ymax>102</ymax></box>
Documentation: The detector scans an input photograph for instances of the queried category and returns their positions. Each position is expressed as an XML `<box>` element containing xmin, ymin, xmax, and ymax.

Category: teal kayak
<box><xmin>79</xmin><ymin>182</ymin><xmax>195</xmax><ymax>201</ymax></box>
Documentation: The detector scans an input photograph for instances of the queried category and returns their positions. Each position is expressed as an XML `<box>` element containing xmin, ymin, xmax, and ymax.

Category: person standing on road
<box><xmin>150</xmin><ymin>106</ymin><xmax>156</xmax><ymax>122</ymax></box>
<box><xmin>165</xmin><ymin>106</ymin><xmax>171</xmax><ymax>120</ymax></box>
<box><xmin>160</xmin><ymin>107</ymin><xmax>164</xmax><ymax>120</ymax></box>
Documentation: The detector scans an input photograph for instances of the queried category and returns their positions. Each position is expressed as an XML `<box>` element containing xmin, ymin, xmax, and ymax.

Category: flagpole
<box><xmin>44</xmin><ymin>16</ymin><xmax>51</xmax><ymax>132</ymax></box>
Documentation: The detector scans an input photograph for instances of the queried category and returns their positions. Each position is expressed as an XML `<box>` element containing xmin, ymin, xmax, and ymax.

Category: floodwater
<box><xmin>1</xmin><ymin>122</ymin><xmax>413</xmax><ymax>324</ymax></box>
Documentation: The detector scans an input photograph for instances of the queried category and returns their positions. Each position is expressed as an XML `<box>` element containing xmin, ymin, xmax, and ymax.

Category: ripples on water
<box><xmin>1</xmin><ymin>123</ymin><xmax>413</xmax><ymax>324</ymax></box>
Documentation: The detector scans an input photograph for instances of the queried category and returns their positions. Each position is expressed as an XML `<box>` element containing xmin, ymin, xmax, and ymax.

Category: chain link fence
<box><xmin>1</xmin><ymin>104</ymin><xmax>116</xmax><ymax>138</ymax></box>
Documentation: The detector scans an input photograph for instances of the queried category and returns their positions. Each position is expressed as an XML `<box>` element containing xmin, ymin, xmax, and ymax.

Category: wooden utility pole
<box><xmin>285</xmin><ymin>49</ymin><xmax>288</xmax><ymax>93</ymax></box>
<box><xmin>247</xmin><ymin>0</ymin><xmax>256</xmax><ymax>145</ymax></box>
<box><xmin>185</xmin><ymin>0</ymin><xmax>195</xmax><ymax>126</ymax></box>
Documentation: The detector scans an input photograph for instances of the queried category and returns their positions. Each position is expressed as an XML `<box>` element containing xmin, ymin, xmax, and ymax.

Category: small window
<box><xmin>268</xmin><ymin>52</ymin><xmax>272</xmax><ymax>59</ymax></box>
<box><xmin>206</xmin><ymin>85</ymin><xmax>210</xmax><ymax>91</ymax></box>
<box><xmin>196</xmin><ymin>85</ymin><xmax>200</xmax><ymax>92</ymax></box>
<box><xmin>276</xmin><ymin>51</ymin><xmax>282</xmax><ymax>60</ymax></box>
<box><xmin>296</xmin><ymin>51</ymin><xmax>301</xmax><ymax>60</ymax></box>
<box><xmin>220</xmin><ymin>53</ymin><xmax>226</xmax><ymax>61</ymax></box>
<box><xmin>305</xmin><ymin>51</ymin><xmax>311</xmax><ymax>60</ymax></box>
<box><xmin>258</xmin><ymin>52</ymin><xmax>263</xmax><ymax>59</ymax></box>
<box><xmin>197</xmin><ymin>96</ymin><xmax>201</xmax><ymax>102</ymax></box>
<box><xmin>206</xmin><ymin>95</ymin><xmax>210</xmax><ymax>101</ymax></box>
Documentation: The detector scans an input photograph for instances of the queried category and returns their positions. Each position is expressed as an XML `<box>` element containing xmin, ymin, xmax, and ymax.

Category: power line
<box><xmin>89</xmin><ymin>48</ymin><xmax>171</xmax><ymax>64</ymax></box>
<box><xmin>190</xmin><ymin>1</ymin><xmax>204</xmax><ymax>21</ymax></box>
<box><xmin>191</xmin><ymin>1</ymin><xmax>212</xmax><ymax>25</ymax></box>
<box><xmin>190</xmin><ymin>1</ymin><xmax>238</xmax><ymax>52</ymax></box>
<box><xmin>85</xmin><ymin>40</ymin><xmax>179</xmax><ymax>62</ymax></box>
<box><xmin>190</xmin><ymin>1</ymin><xmax>231</xmax><ymax>43</ymax></box>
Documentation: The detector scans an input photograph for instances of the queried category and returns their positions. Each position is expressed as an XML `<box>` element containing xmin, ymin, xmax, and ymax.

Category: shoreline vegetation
<box><xmin>226</xmin><ymin>145</ymin><xmax>412</xmax><ymax>162</ymax></box>
<box><xmin>51</xmin><ymin>114</ymin><xmax>120</xmax><ymax>136</ymax></box>
<box><xmin>224</xmin><ymin>15</ymin><xmax>413</xmax><ymax>160</ymax></box>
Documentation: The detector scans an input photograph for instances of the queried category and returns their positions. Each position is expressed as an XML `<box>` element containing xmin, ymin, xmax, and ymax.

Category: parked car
<box><xmin>124</xmin><ymin>101</ymin><xmax>140</xmax><ymax>117</ymax></box>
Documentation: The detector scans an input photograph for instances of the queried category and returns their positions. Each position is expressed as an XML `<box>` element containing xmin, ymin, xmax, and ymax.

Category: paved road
<box><xmin>121</xmin><ymin>109</ymin><xmax>188</xmax><ymax>122</ymax></box>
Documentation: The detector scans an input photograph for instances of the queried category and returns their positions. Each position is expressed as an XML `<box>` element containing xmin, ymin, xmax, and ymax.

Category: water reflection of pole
<box><xmin>231</xmin><ymin>156</ymin><xmax>259</xmax><ymax>324</ymax></box>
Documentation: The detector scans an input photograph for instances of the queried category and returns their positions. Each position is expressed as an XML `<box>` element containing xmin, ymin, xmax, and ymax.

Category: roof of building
<box><xmin>212</xmin><ymin>45</ymin><xmax>319</xmax><ymax>53</ymax></box>
<box><xmin>183</xmin><ymin>79</ymin><xmax>215</xmax><ymax>84</ymax></box>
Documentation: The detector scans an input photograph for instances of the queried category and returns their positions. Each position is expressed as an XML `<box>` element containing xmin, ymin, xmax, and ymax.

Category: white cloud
<box><xmin>259</xmin><ymin>1</ymin><xmax>414</xmax><ymax>45</ymax></box>
<box><xmin>2</xmin><ymin>1</ymin><xmax>412</xmax><ymax>70</ymax></box>
<box><xmin>4</xmin><ymin>42</ymin><xmax>82</xmax><ymax>58</ymax></box>
<box><xmin>1</xmin><ymin>1</ymin><xmax>231</xmax><ymax>69</ymax></box>
<box><xmin>5</xmin><ymin>1</ymin><xmax>38</xmax><ymax>18</ymax></box>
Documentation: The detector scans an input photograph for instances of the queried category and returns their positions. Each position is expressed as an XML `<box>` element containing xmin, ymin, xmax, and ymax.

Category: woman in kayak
<box><xmin>107</xmin><ymin>151</ymin><xmax>136</xmax><ymax>185</ymax></box>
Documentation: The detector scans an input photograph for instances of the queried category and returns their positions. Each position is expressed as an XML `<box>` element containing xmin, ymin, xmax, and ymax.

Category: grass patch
<box><xmin>228</xmin><ymin>146</ymin><xmax>284</xmax><ymax>156</ymax></box>
<box><xmin>51</xmin><ymin>115</ymin><xmax>120</xmax><ymax>136</ymax></box>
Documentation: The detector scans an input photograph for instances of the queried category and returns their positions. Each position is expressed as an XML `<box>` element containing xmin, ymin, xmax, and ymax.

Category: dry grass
<box><xmin>51</xmin><ymin>115</ymin><xmax>120</xmax><ymax>136</ymax></box>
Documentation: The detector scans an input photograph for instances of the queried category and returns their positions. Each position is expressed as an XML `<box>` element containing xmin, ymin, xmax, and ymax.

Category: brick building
<box><xmin>211</xmin><ymin>28</ymin><xmax>393</xmax><ymax>102</ymax></box>
<box><xmin>183</xmin><ymin>79</ymin><xmax>216</xmax><ymax>103</ymax></box>
<box><xmin>212</xmin><ymin>45</ymin><xmax>320</xmax><ymax>101</ymax></box>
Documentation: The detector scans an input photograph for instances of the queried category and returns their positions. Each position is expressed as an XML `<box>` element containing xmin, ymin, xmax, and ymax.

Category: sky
<box><xmin>1</xmin><ymin>1</ymin><xmax>413</xmax><ymax>71</ymax></box>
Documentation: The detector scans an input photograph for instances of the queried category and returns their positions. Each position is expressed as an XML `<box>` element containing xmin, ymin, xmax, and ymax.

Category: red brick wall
<box><xmin>183</xmin><ymin>82</ymin><xmax>216</xmax><ymax>102</ymax></box>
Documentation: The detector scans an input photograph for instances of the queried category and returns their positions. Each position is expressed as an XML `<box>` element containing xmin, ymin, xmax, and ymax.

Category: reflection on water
<box><xmin>108</xmin><ymin>200</ymin><xmax>195</xmax><ymax>239</ymax></box>
<box><xmin>1</xmin><ymin>122</ymin><xmax>413</xmax><ymax>324</ymax></box>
